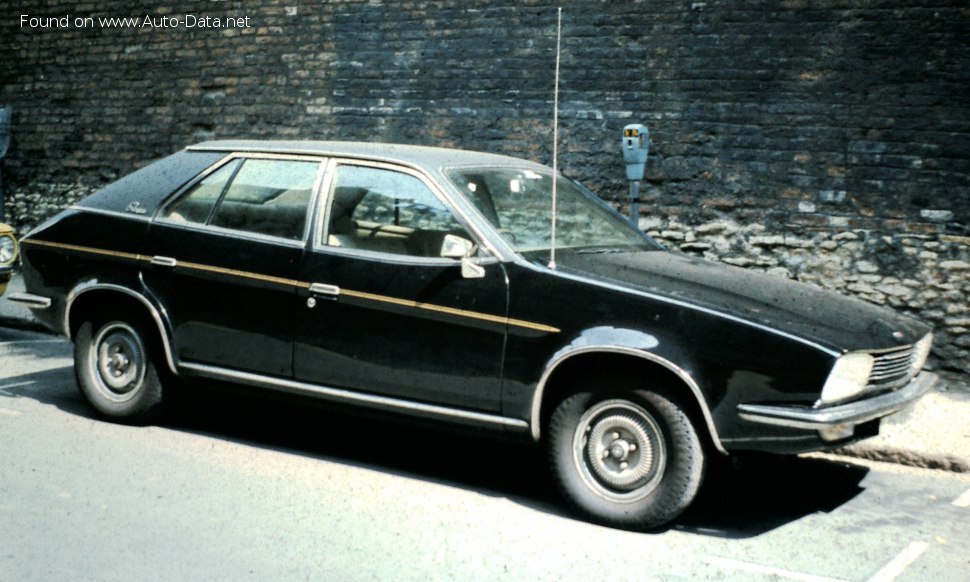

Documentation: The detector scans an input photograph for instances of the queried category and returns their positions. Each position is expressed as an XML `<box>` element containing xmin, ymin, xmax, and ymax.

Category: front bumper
<box><xmin>6</xmin><ymin>292</ymin><xmax>52</xmax><ymax>308</ymax></box>
<box><xmin>737</xmin><ymin>371</ymin><xmax>937</xmax><ymax>441</ymax></box>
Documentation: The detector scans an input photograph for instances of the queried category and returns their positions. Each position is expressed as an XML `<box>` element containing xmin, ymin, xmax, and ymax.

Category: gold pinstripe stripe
<box><xmin>174</xmin><ymin>259</ymin><xmax>310</xmax><ymax>289</ymax></box>
<box><xmin>340</xmin><ymin>288</ymin><xmax>560</xmax><ymax>333</ymax></box>
<box><xmin>23</xmin><ymin>239</ymin><xmax>560</xmax><ymax>334</ymax></box>
<box><xmin>25</xmin><ymin>239</ymin><xmax>146</xmax><ymax>262</ymax></box>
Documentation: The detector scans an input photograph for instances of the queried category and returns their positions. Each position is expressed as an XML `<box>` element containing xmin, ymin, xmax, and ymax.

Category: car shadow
<box><xmin>676</xmin><ymin>453</ymin><xmax>868</xmax><ymax>538</ymax></box>
<box><xmin>1</xmin><ymin>353</ymin><xmax>868</xmax><ymax>539</ymax></box>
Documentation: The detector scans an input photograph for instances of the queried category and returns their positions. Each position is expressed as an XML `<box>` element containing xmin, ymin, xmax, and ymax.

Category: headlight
<box><xmin>0</xmin><ymin>235</ymin><xmax>16</xmax><ymax>264</ymax></box>
<box><xmin>820</xmin><ymin>352</ymin><xmax>874</xmax><ymax>404</ymax></box>
<box><xmin>910</xmin><ymin>333</ymin><xmax>933</xmax><ymax>376</ymax></box>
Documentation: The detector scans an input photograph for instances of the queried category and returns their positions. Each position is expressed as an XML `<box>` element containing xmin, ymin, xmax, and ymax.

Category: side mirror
<box><xmin>440</xmin><ymin>234</ymin><xmax>474</xmax><ymax>259</ymax></box>
<box><xmin>440</xmin><ymin>234</ymin><xmax>485</xmax><ymax>279</ymax></box>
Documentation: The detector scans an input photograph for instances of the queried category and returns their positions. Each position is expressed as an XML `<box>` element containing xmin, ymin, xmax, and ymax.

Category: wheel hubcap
<box><xmin>573</xmin><ymin>400</ymin><xmax>666</xmax><ymax>502</ymax></box>
<box><xmin>91</xmin><ymin>323</ymin><xmax>146</xmax><ymax>401</ymax></box>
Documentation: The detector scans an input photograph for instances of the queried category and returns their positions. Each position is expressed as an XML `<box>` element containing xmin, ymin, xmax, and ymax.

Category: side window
<box><xmin>163</xmin><ymin>157</ymin><xmax>320</xmax><ymax>241</ymax></box>
<box><xmin>325</xmin><ymin>165</ymin><xmax>471</xmax><ymax>258</ymax></box>
<box><xmin>209</xmin><ymin>159</ymin><xmax>319</xmax><ymax>240</ymax></box>
<box><xmin>162</xmin><ymin>159</ymin><xmax>241</xmax><ymax>224</ymax></box>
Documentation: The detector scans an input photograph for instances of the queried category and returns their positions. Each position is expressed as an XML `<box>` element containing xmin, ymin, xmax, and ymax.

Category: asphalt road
<box><xmin>1</xmin><ymin>326</ymin><xmax>968</xmax><ymax>582</ymax></box>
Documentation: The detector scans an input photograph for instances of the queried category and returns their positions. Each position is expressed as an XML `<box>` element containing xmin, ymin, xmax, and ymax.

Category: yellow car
<box><xmin>0</xmin><ymin>222</ymin><xmax>17</xmax><ymax>295</ymax></box>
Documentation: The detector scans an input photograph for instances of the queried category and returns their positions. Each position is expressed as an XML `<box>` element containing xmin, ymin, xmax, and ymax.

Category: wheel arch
<box><xmin>531</xmin><ymin>345</ymin><xmax>727</xmax><ymax>455</ymax></box>
<box><xmin>65</xmin><ymin>281</ymin><xmax>178</xmax><ymax>375</ymax></box>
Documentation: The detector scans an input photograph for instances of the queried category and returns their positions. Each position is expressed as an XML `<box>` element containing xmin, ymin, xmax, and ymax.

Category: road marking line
<box><xmin>0</xmin><ymin>381</ymin><xmax>36</xmax><ymax>390</ymax></box>
<box><xmin>705</xmin><ymin>557</ymin><xmax>848</xmax><ymax>582</ymax></box>
<box><xmin>866</xmin><ymin>541</ymin><xmax>929</xmax><ymax>582</ymax></box>
<box><xmin>953</xmin><ymin>489</ymin><xmax>970</xmax><ymax>508</ymax></box>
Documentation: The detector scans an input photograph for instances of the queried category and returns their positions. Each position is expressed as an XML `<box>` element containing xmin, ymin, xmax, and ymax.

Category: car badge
<box><xmin>125</xmin><ymin>201</ymin><xmax>147</xmax><ymax>215</ymax></box>
<box><xmin>892</xmin><ymin>330</ymin><xmax>905</xmax><ymax>341</ymax></box>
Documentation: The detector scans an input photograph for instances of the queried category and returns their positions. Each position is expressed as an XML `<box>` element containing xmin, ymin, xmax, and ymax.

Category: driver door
<box><xmin>294</xmin><ymin>161</ymin><xmax>509</xmax><ymax>412</ymax></box>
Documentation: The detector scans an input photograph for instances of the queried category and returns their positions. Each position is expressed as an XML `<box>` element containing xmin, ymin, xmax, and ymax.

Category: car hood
<box><xmin>553</xmin><ymin>250</ymin><xmax>928</xmax><ymax>352</ymax></box>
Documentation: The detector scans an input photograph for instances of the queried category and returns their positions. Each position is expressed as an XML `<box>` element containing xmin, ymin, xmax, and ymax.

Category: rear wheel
<box><xmin>74</xmin><ymin>316</ymin><xmax>168</xmax><ymax>424</ymax></box>
<box><xmin>548</xmin><ymin>387</ymin><xmax>705</xmax><ymax>530</ymax></box>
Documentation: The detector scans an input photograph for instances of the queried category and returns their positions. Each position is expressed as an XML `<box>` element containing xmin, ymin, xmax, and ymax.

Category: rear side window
<box><xmin>163</xmin><ymin>157</ymin><xmax>320</xmax><ymax>241</ymax></box>
<box><xmin>162</xmin><ymin>160</ymin><xmax>241</xmax><ymax>224</ymax></box>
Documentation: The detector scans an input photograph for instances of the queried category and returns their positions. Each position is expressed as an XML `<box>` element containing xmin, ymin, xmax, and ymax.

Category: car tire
<box><xmin>547</xmin><ymin>386</ymin><xmax>705</xmax><ymax>530</ymax></box>
<box><xmin>74</xmin><ymin>316</ymin><xmax>167</xmax><ymax>424</ymax></box>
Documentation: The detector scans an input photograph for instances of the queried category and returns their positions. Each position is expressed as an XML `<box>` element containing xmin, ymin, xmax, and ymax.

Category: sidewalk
<box><xmin>831</xmin><ymin>379</ymin><xmax>970</xmax><ymax>472</ymax></box>
<box><xmin>2</xmin><ymin>272</ymin><xmax>968</xmax><ymax>472</ymax></box>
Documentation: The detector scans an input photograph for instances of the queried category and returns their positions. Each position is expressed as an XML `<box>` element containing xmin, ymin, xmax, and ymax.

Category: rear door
<box><xmin>143</xmin><ymin>154</ymin><xmax>324</xmax><ymax>376</ymax></box>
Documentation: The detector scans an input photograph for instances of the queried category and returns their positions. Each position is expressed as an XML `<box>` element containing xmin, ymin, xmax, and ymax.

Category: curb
<box><xmin>829</xmin><ymin>445</ymin><xmax>970</xmax><ymax>473</ymax></box>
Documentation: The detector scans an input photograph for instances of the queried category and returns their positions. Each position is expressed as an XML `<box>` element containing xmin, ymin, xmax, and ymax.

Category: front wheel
<box><xmin>74</xmin><ymin>317</ymin><xmax>167</xmax><ymax>424</ymax></box>
<box><xmin>547</xmin><ymin>388</ymin><xmax>705</xmax><ymax>530</ymax></box>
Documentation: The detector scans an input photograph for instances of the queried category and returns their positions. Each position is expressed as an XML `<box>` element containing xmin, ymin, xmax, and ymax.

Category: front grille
<box><xmin>867</xmin><ymin>345</ymin><xmax>916</xmax><ymax>388</ymax></box>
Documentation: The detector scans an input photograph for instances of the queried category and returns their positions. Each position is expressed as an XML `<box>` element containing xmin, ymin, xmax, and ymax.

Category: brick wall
<box><xmin>2</xmin><ymin>1</ymin><xmax>968</xmax><ymax>374</ymax></box>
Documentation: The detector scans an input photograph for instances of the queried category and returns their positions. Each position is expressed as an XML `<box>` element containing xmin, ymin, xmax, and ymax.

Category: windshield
<box><xmin>445</xmin><ymin>167</ymin><xmax>660</xmax><ymax>255</ymax></box>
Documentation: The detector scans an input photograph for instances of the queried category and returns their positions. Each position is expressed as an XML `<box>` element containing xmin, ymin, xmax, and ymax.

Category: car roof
<box><xmin>187</xmin><ymin>140</ymin><xmax>550</xmax><ymax>172</ymax></box>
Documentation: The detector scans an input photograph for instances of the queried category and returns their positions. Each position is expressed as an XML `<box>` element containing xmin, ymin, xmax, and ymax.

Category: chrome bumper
<box><xmin>738</xmin><ymin>371</ymin><xmax>937</xmax><ymax>430</ymax></box>
<box><xmin>6</xmin><ymin>292</ymin><xmax>52</xmax><ymax>309</ymax></box>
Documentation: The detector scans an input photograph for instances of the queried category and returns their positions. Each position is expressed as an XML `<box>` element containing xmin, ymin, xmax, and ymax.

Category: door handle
<box><xmin>309</xmin><ymin>282</ymin><xmax>340</xmax><ymax>298</ymax></box>
<box><xmin>150</xmin><ymin>256</ymin><xmax>177</xmax><ymax>268</ymax></box>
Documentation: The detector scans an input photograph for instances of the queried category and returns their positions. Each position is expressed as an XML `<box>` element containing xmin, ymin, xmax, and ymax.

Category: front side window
<box><xmin>324</xmin><ymin>165</ymin><xmax>471</xmax><ymax>258</ymax></box>
<box><xmin>445</xmin><ymin>168</ymin><xmax>659</xmax><ymax>255</ymax></box>
<box><xmin>163</xmin><ymin>157</ymin><xmax>319</xmax><ymax>241</ymax></box>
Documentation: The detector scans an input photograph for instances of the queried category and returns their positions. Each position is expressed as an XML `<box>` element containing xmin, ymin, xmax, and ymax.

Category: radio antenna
<box><xmin>548</xmin><ymin>7</ymin><xmax>562</xmax><ymax>270</ymax></box>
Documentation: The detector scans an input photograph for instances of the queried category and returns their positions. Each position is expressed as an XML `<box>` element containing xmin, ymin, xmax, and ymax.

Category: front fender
<box><xmin>528</xmin><ymin>326</ymin><xmax>726</xmax><ymax>454</ymax></box>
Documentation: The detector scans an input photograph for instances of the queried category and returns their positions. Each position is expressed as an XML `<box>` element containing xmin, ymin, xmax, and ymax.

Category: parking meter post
<box><xmin>629</xmin><ymin>181</ymin><xmax>640</xmax><ymax>226</ymax></box>
<box><xmin>0</xmin><ymin>106</ymin><xmax>11</xmax><ymax>222</ymax></box>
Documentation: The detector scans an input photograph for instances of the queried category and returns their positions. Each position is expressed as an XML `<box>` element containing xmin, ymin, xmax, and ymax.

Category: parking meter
<box><xmin>621</xmin><ymin>123</ymin><xmax>649</xmax><ymax>223</ymax></box>
<box><xmin>622</xmin><ymin>124</ymin><xmax>649</xmax><ymax>181</ymax></box>
<box><xmin>0</xmin><ymin>106</ymin><xmax>10</xmax><ymax>222</ymax></box>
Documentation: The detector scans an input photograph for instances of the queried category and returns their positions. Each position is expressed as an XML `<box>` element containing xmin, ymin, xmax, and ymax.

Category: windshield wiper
<box><xmin>576</xmin><ymin>247</ymin><xmax>626</xmax><ymax>255</ymax></box>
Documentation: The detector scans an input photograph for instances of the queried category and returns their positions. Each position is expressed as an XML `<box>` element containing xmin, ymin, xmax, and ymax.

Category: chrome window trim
<box><xmin>529</xmin><ymin>345</ymin><xmax>727</xmax><ymax>454</ymax></box>
<box><xmin>149</xmin><ymin>219</ymin><xmax>308</xmax><ymax>249</ymax></box>
<box><xmin>153</xmin><ymin>152</ymin><xmax>327</xmax><ymax>247</ymax></box>
<box><xmin>64</xmin><ymin>281</ymin><xmax>179</xmax><ymax>376</ymax></box>
<box><xmin>311</xmin><ymin>158</ymin><xmax>508</xmax><ymax>262</ymax></box>
<box><xmin>68</xmin><ymin>206</ymin><xmax>153</xmax><ymax>222</ymax></box>
<box><xmin>179</xmin><ymin>361</ymin><xmax>531</xmax><ymax>432</ymax></box>
<box><xmin>520</xmin><ymin>260</ymin><xmax>842</xmax><ymax>358</ymax></box>
<box><xmin>314</xmin><ymin>157</ymin><xmax>352</xmax><ymax>253</ymax></box>
<box><xmin>311</xmin><ymin>243</ymin><xmax>497</xmax><ymax>267</ymax></box>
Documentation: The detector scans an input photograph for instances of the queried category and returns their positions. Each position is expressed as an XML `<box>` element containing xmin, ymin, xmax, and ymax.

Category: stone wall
<box><xmin>644</xmin><ymin>217</ymin><xmax>970</xmax><ymax>375</ymax></box>
<box><xmin>1</xmin><ymin>0</ymin><xmax>967</xmax><ymax>372</ymax></box>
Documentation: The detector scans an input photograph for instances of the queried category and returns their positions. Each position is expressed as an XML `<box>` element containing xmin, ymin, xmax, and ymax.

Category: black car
<box><xmin>11</xmin><ymin>141</ymin><xmax>936</xmax><ymax>530</ymax></box>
